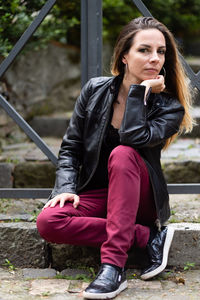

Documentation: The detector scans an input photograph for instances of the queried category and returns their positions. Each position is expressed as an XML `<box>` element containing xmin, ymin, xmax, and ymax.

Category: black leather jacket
<box><xmin>50</xmin><ymin>76</ymin><xmax>185</xmax><ymax>225</ymax></box>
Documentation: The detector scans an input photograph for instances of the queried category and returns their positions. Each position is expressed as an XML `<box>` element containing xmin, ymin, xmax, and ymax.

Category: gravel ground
<box><xmin>0</xmin><ymin>267</ymin><xmax>200</xmax><ymax>300</ymax></box>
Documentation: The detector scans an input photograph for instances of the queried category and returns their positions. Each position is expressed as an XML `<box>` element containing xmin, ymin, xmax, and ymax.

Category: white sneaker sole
<box><xmin>141</xmin><ymin>226</ymin><xmax>175</xmax><ymax>280</ymax></box>
<box><xmin>82</xmin><ymin>280</ymin><xmax>128</xmax><ymax>299</ymax></box>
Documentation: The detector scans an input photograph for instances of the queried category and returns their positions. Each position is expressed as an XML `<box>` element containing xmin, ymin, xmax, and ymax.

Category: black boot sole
<box><xmin>141</xmin><ymin>226</ymin><xmax>174</xmax><ymax>280</ymax></box>
<box><xmin>83</xmin><ymin>280</ymin><xmax>128</xmax><ymax>299</ymax></box>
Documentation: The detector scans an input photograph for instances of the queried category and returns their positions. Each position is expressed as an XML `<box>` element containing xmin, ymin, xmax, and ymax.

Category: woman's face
<box><xmin>122</xmin><ymin>29</ymin><xmax>166</xmax><ymax>84</ymax></box>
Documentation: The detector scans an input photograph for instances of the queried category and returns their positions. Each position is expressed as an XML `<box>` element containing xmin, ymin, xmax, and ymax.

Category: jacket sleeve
<box><xmin>49</xmin><ymin>80</ymin><xmax>92</xmax><ymax>198</ymax></box>
<box><xmin>119</xmin><ymin>84</ymin><xmax>185</xmax><ymax>148</ymax></box>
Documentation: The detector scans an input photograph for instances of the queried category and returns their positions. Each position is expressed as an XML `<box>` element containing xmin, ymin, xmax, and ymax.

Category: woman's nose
<box><xmin>150</xmin><ymin>52</ymin><xmax>159</xmax><ymax>62</ymax></box>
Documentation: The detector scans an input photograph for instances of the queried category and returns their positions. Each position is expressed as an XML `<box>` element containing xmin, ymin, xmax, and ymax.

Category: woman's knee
<box><xmin>36</xmin><ymin>210</ymin><xmax>50</xmax><ymax>238</ymax></box>
<box><xmin>36</xmin><ymin>209</ymin><xmax>60</xmax><ymax>242</ymax></box>
<box><xmin>108</xmin><ymin>145</ymin><xmax>139</xmax><ymax>171</ymax></box>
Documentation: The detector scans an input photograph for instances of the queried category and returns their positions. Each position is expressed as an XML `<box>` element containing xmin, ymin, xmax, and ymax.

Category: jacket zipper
<box><xmin>78</xmin><ymin>92</ymin><xmax>115</xmax><ymax>191</ymax></box>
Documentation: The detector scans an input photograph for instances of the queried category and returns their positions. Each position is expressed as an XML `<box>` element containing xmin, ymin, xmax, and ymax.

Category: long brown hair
<box><xmin>111</xmin><ymin>17</ymin><xmax>194</xmax><ymax>148</ymax></box>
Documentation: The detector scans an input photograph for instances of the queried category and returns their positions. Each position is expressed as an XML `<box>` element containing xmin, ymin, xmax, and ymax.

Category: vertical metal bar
<box><xmin>0</xmin><ymin>0</ymin><xmax>56</xmax><ymax>79</ymax></box>
<box><xmin>0</xmin><ymin>94</ymin><xmax>57</xmax><ymax>166</ymax></box>
<box><xmin>81</xmin><ymin>0</ymin><xmax>102</xmax><ymax>87</ymax></box>
<box><xmin>81</xmin><ymin>0</ymin><xmax>88</xmax><ymax>87</ymax></box>
<box><xmin>132</xmin><ymin>0</ymin><xmax>152</xmax><ymax>17</ymax></box>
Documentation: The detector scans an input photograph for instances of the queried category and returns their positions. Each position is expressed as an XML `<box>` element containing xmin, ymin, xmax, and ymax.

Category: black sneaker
<box><xmin>141</xmin><ymin>226</ymin><xmax>174</xmax><ymax>280</ymax></box>
<box><xmin>83</xmin><ymin>263</ymin><xmax>127</xmax><ymax>299</ymax></box>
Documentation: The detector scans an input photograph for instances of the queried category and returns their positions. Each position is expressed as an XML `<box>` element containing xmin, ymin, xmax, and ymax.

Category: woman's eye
<box><xmin>139</xmin><ymin>48</ymin><xmax>149</xmax><ymax>53</ymax></box>
<box><xmin>158</xmin><ymin>50</ymin><xmax>166</xmax><ymax>55</ymax></box>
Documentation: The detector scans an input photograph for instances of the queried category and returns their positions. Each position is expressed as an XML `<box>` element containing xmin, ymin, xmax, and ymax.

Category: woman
<box><xmin>37</xmin><ymin>17</ymin><xmax>193</xmax><ymax>299</ymax></box>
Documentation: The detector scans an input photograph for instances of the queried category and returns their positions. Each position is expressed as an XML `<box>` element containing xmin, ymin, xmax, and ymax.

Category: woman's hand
<box><xmin>141</xmin><ymin>75</ymin><xmax>165</xmax><ymax>99</ymax></box>
<box><xmin>43</xmin><ymin>193</ymin><xmax>80</xmax><ymax>209</ymax></box>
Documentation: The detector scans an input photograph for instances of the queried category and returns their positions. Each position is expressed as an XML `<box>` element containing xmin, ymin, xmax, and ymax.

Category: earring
<box><xmin>161</xmin><ymin>66</ymin><xmax>166</xmax><ymax>78</ymax></box>
<box><xmin>124</xmin><ymin>63</ymin><xmax>128</xmax><ymax>72</ymax></box>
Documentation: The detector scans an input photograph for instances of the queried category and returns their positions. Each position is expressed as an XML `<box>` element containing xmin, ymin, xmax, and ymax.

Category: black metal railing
<box><xmin>0</xmin><ymin>0</ymin><xmax>199</xmax><ymax>198</ymax></box>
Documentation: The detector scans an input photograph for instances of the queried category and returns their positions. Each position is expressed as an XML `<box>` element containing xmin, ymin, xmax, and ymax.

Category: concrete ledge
<box><xmin>0</xmin><ymin>222</ymin><xmax>200</xmax><ymax>269</ymax></box>
<box><xmin>50</xmin><ymin>223</ymin><xmax>200</xmax><ymax>270</ymax></box>
<box><xmin>0</xmin><ymin>222</ymin><xmax>49</xmax><ymax>268</ymax></box>
<box><xmin>168</xmin><ymin>223</ymin><xmax>200</xmax><ymax>267</ymax></box>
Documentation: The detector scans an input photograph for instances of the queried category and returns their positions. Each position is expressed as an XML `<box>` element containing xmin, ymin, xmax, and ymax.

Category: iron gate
<box><xmin>0</xmin><ymin>0</ymin><xmax>199</xmax><ymax>198</ymax></box>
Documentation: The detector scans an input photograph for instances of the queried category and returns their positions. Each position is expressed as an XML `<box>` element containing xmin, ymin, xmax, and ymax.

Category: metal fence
<box><xmin>0</xmin><ymin>0</ymin><xmax>199</xmax><ymax>198</ymax></box>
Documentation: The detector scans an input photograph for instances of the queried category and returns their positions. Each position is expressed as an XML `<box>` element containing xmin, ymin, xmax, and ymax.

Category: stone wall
<box><xmin>0</xmin><ymin>42</ymin><xmax>81</xmax><ymax>138</ymax></box>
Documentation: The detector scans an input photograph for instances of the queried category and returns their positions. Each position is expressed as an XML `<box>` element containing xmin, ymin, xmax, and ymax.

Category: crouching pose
<box><xmin>37</xmin><ymin>17</ymin><xmax>193</xmax><ymax>299</ymax></box>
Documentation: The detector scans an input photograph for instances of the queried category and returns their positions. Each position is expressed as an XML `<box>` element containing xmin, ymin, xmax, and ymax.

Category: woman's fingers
<box><xmin>50</xmin><ymin>196</ymin><xmax>61</xmax><ymax>207</ymax></box>
<box><xmin>43</xmin><ymin>193</ymin><xmax>80</xmax><ymax>209</ymax></box>
<box><xmin>42</xmin><ymin>198</ymin><xmax>57</xmax><ymax>209</ymax></box>
<box><xmin>73</xmin><ymin>195</ymin><xmax>80</xmax><ymax>208</ymax></box>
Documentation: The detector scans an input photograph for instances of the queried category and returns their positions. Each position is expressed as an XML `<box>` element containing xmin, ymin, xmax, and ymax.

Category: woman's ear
<box><xmin>122</xmin><ymin>56</ymin><xmax>127</xmax><ymax>65</ymax></box>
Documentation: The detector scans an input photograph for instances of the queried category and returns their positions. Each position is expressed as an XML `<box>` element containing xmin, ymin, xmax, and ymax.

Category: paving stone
<box><xmin>29</xmin><ymin>279</ymin><xmax>70</xmax><ymax>296</ymax></box>
<box><xmin>22</xmin><ymin>268</ymin><xmax>57</xmax><ymax>279</ymax></box>
<box><xmin>0</xmin><ymin>279</ymin><xmax>30</xmax><ymax>294</ymax></box>
<box><xmin>60</xmin><ymin>268</ymin><xmax>91</xmax><ymax>278</ymax></box>
<box><xmin>128</xmin><ymin>279</ymin><xmax>162</xmax><ymax>290</ymax></box>
<box><xmin>67</xmin><ymin>280</ymin><xmax>84</xmax><ymax>293</ymax></box>
<box><xmin>0</xmin><ymin>268</ymin><xmax>199</xmax><ymax>299</ymax></box>
<box><xmin>0</xmin><ymin>268</ymin><xmax>16</xmax><ymax>279</ymax></box>
<box><xmin>182</xmin><ymin>270</ymin><xmax>200</xmax><ymax>284</ymax></box>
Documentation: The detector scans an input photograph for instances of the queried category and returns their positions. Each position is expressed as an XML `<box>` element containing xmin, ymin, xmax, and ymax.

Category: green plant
<box><xmin>89</xmin><ymin>267</ymin><xmax>96</xmax><ymax>279</ymax></box>
<box><xmin>184</xmin><ymin>262</ymin><xmax>195</xmax><ymax>271</ymax></box>
<box><xmin>0</xmin><ymin>198</ymin><xmax>12</xmax><ymax>214</ymax></box>
<box><xmin>1</xmin><ymin>0</ymin><xmax>200</xmax><ymax>57</ymax></box>
<box><xmin>3</xmin><ymin>259</ymin><xmax>16</xmax><ymax>271</ymax></box>
<box><xmin>30</xmin><ymin>210</ymin><xmax>40</xmax><ymax>222</ymax></box>
<box><xmin>127</xmin><ymin>272</ymin><xmax>139</xmax><ymax>279</ymax></box>
<box><xmin>168</xmin><ymin>217</ymin><xmax>180</xmax><ymax>224</ymax></box>
<box><xmin>10</xmin><ymin>218</ymin><xmax>21</xmax><ymax>222</ymax></box>
<box><xmin>55</xmin><ymin>273</ymin><xmax>90</xmax><ymax>282</ymax></box>
<box><xmin>42</xmin><ymin>291</ymin><xmax>50</xmax><ymax>297</ymax></box>
<box><xmin>0</xmin><ymin>0</ymin><xmax>80</xmax><ymax>56</ymax></box>
<box><xmin>171</xmin><ymin>210</ymin><xmax>176</xmax><ymax>216</ymax></box>
<box><xmin>5</xmin><ymin>155</ymin><xmax>20</xmax><ymax>164</ymax></box>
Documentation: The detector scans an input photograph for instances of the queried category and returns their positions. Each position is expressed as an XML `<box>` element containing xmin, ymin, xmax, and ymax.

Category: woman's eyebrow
<box><xmin>139</xmin><ymin>44</ymin><xmax>166</xmax><ymax>49</ymax></box>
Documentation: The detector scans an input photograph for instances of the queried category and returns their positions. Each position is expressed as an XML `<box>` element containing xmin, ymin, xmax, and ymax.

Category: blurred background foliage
<box><xmin>0</xmin><ymin>0</ymin><xmax>200</xmax><ymax>56</ymax></box>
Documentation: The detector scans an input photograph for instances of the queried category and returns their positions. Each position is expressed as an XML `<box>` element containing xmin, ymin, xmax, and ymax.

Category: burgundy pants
<box><xmin>37</xmin><ymin>146</ymin><xmax>157</xmax><ymax>268</ymax></box>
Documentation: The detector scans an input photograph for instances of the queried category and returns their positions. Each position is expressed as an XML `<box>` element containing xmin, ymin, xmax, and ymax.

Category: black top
<box><xmin>83</xmin><ymin>122</ymin><xmax>120</xmax><ymax>191</ymax></box>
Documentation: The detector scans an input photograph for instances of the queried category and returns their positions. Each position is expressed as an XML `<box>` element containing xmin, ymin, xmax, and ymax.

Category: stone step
<box><xmin>29</xmin><ymin>112</ymin><xmax>72</xmax><ymax>138</ymax></box>
<box><xmin>0</xmin><ymin>137</ymin><xmax>200</xmax><ymax>187</ymax></box>
<box><xmin>28</xmin><ymin>107</ymin><xmax>200</xmax><ymax>138</ymax></box>
<box><xmin>161</xmin><ymin>137</ymin><xmax>200</xmax><ymax>183</ymax></box>
<box><xmin>0</xmin><ymin>222</ymin><xmax>199</xmax><ymax>270</ymax></box>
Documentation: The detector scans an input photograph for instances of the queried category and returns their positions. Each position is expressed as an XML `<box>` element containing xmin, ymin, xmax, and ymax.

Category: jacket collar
<box><xmin>110</xmin><ymin>75</ymin><xmax>123</xmax><ymax>95</ymax></box>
